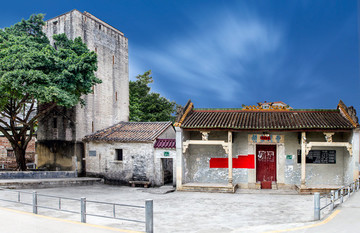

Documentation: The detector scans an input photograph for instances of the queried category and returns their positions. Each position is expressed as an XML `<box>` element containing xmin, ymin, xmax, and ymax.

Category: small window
<box><xmin>115</xmin><ymin>149</ymin><xmax>123</xmax><ymax>161</ymax></box>
<box><xmin>99</xmin><ymin>24</ymin><xmax>102</xmax><ymax>30</ymax></box>
<box><xmin>53</xmin><ymin>118</ymin><xmax>57</xmax><ymax>129</ymax></box>
<box><xmin>7</xmin><ymin>149</ymin><xmax>14</xmax><ymax>157</ymax></box>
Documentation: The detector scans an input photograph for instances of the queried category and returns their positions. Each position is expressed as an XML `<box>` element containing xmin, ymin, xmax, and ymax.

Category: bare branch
<box><xmin>0</xmin><ymin>118</ymin><xmax>11</xmax><ymax>129</ymax></box>
<box><xmin>24</xmin><ymin>98</ymin><xmax>36</xmax><ymax>122</ymax></box>
<box><xmin>23</xmin><ymin>123</ymin><xmax>35</xmax><ymax>150</ymax></box>
<box><xmin>0</xmin><ymin>125</ymin><xmax>16</xmax><ymax>145</ymax></box>
<box><xmin>0</xmin><ymin>111</ymin><xmax>11</xmax><ymax>121</ymax></box>
<box><xmin>28</xmin><ymin>102</ymin><xmax>57</xmax><ymax>125</ymax></box>
<box><xmin>14</xmin><ymin>93</ymin><xmax>30</xmax><ymax>112</ymax></box>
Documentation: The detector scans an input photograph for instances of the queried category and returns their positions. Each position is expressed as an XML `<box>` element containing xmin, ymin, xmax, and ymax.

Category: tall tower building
<box><xmin>37</xmin><ymin>10</ymin><xmax>129</xmax><ymax>173</ymax></box>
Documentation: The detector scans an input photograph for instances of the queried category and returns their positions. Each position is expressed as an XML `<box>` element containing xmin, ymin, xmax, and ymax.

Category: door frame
<box><xmin>161</xmin><ymin>158</ymin><xmax>174</xmax><ymax>185</ymax></box>
<box><xmin>255</xmin><ymin>144</ymin><xmax>277</xmax><ymax>182</ymax></box>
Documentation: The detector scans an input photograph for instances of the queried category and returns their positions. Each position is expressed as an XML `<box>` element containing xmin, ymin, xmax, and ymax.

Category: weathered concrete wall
<box><xmin>158</xmin><ymin>126</ymin><xmax>176</xmax><ymax>139</ymax></box>
<box><xmin>284</xmin><ymin>132</ymin><xmax>349</xmax><ymax>186</ymax></box>
<box><xmin>184</xmin><ymin>131</ymin><xmax>249</xmax><ymax>184</ymax></box>
<box><xmin>36</xmin><ymin>141</ymin><xmax>84</xmax><ymax>172</ymax></box>
<box><xmin>85</xmin><ymin>141</ymin><xmax>157</xmax><ymax>185</ymax></box>
<box><xmin>38</xmin><ymin>10</ymin><xmax>129</xmax><ymax>172</ymax></box>
<box><xmin>41</xmin><ymin>10</ymin><xmax>129</xmax><ymax>140</ymax></box>
<box><xmin>183</xmin><ymin>130</ymin><xmax>354</xmax><ymax>188</ymax></box>
<box><xmin>154</xmin><ymin>148</ymin><xmax>176</xmax><ymax>186</ymax></box>
<box><xmin>37</xmin><ymin>107</ymin><xmax>76</xmax><ymax>141</ymax></box>
<box><xmin>344</xmin><ymin>130</ymin><xmax>359</xmax><ymax>184</ymax></box>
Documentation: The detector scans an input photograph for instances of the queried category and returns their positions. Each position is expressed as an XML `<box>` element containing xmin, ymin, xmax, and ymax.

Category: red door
<box><xmin>256</xmin><ymin>145</ymin><xmax>276</xmax><ymax>189</ymax></box>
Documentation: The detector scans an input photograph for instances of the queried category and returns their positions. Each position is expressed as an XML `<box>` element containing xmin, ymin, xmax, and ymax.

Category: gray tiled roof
<box><xmin>83</xmin><ymin>121</ymin><xmax>173</xmax><ymax>142</ymax></box>
<box><xmin>181</xmin><ymin>109</ymin><xmax>354</xmax><ymax>130</ymax></box>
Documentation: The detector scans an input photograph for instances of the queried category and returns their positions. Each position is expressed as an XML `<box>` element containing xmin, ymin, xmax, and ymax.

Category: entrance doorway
<box><xmin>256</xmin><ymin>145</ymin><xmax>276</xmax><ymax>189</ymax></box>
<box><xmin>161</xmin><ymin>158</ymin><xmax>173</xmax><ymax>185</ymax></box>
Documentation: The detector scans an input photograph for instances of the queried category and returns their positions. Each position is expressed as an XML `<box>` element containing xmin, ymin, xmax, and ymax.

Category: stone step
<box><xmin>179</xmin><ymin>183</ymin><xmax>237</xmax><ymax>193</ymax></box>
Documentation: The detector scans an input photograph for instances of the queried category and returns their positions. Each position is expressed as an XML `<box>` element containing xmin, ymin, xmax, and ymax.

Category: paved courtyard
<box><xmin>0</xmin><ymin>184</ymin><xmax>321</xmax><ymax>232</ymax></box>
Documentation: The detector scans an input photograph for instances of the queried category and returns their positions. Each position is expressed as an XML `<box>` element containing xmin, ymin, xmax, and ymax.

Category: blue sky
<box><xmin>0</xmin><ymin>1</ymin><xmax>359</xmax><ymax>110</ymax></box>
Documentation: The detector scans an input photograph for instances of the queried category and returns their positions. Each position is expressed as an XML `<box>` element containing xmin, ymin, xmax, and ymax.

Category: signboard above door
<box><xmin>248</xmin><ymin>134</ymin><xmax>284</xmax><ymax>144</ymax></box>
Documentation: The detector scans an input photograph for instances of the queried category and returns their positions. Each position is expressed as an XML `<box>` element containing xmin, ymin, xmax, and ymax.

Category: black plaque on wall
<box><xmin>297</xmin><ymin>150</ymin><xmax>336</xmax><ymax>164</ymax></box>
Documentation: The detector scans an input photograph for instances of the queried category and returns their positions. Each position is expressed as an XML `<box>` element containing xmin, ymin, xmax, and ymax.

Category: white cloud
<box><xmin>130</xmin><ymin>7</ymin><xmax>283</xmax><ymax>103</ymax></box>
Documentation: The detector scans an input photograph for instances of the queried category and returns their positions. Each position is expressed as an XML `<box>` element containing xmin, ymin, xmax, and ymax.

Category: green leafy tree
<box><xmin>130</xmin><ymin>70</ymin><xmax>176</xmax><ymax>122</ymax></box>
<box><xmin>0</xmin><ymin>14</ymin><xmax>101</xmax><ymax>170</ymax></box>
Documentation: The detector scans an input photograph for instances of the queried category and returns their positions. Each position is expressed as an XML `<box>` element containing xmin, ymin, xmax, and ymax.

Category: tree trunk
<box><xmin>15</xmin><ymin>147</ymin><xmax>27</xmax><ymax>171</ymax></box>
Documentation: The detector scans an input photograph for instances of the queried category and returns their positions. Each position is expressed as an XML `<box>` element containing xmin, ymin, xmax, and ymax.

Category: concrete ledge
<box><xmin>295</xmin><ymin>185</ymin><xmax>342</xmax><ymax>194</ymax></box>
<box><xmin>0</xmin><ymin>171</ymin><xmax>77</xmax><ymax>179</ymax></box>
<box><xmin>178</xmin><ymin>183</ymin><xmax>238</xmax><ymax>193</ymax></box>
<box><xmin>0</xmin><ymin>178</ymin><xmax>102</xmax><ymax>189</ymax></box>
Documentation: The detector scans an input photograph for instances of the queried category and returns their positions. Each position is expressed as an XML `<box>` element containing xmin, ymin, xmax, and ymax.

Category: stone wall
<box><xmin>85</xmin><ymin>141</ymin><xmax>156</xmax><ymax>185</ymax></box>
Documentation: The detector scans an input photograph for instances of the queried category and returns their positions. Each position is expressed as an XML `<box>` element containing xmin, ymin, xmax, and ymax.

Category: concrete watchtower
<box><xmin>37</xmin><ymin>10</ymin><xmax>129</xmax><ymax>173</ymax></box>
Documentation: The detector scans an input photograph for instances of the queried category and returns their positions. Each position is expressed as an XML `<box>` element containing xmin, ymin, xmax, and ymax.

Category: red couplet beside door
<box><xmin>256</xmin><ymin>145</ymin><xmax>276</xmax><ymax>189</ymax></box>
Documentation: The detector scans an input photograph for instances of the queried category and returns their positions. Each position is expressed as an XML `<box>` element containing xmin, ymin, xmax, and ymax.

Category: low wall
<box><xmin>0</xmin><ymin>171</ymin><xmax>77</xmax><ymax>179</ymax></box>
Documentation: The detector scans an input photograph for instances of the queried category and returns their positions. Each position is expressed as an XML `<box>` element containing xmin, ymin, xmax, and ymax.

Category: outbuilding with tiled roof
<box><xmin>173</xmin><ymin>100</ymin><xmax>359</xmax><ymax>194</ymax></box>
<box><xmin>83</xmin><ymin>121</ymin><xmax>176</xmax><ymax>186</ymax></box>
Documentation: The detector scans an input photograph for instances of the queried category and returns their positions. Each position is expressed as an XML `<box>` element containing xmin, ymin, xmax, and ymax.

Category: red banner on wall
<box><xmin>209</xmin><ymin>154</ymin><xmax>255</xmax><ymax>169</ymax></box>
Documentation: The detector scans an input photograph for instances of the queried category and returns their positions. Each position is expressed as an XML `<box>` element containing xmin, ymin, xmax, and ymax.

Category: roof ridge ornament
<box><xmin>337</xmin><ymin>100</ymin><xmax>359</xmax><ymax>128</ymax></box>
<box><xmin>174</xmin><ymin>101</ymin><xmax>193</xmax><ymax>127</ymax></box>
<box><xmin>241</xmin><ymin>104</ymin><xmax>290</xmax><ymax>111</ymax></box>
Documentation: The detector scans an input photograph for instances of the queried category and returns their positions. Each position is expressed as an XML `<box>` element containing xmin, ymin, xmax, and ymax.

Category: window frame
<box><xmin>115</xmin><ymin>149</ymin><xmax>123</xmax><ymax>161</ymax></box>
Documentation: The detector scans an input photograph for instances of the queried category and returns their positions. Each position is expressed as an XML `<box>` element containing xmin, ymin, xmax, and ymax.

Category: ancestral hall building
<box><xmin>37</xmin><ymin>10</ymin><xmax>129</xmax><ymax>172</ymax></box>
<box><xmin>174</xmin><ymin>100</ymin><xmax>359</xmax><ymax>193</ymax></box>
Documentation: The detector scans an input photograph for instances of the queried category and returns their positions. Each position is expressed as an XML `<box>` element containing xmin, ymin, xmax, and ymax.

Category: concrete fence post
<box><xmin>357</xmin><ymin>180</ymin><xmax>359</xmax><ymax>191</ymax></box>
<box><xmin>314</xmin><ymin>192</ymin><xmax>320</xmax><ymax>220</ymax></box>
<box><xmin>335</xmin><ymin>190</ymin><xmax>338</xmax><ymax>200</ymax></box>
<box><xmin>32</xmin><ymin>191</ymin><xmax>38</xmax><ymax>214</ymax></box>
<box><xmin>330</xmin><ymin>190</ymin><xmax>335</xmax><ymax>211</ymax></box>
<box><xmin>81</xmin><ymin>197</ymin><xmax>86</xmax><ymax>223</ymax></box>
<box><xmin>348</xmin><ymin>187</ymin><xmax>350</xmax><ymax>198</ymax></box>
<box><xmin>145</xmin><ymin>199</ymin><xmax>153</xmax><ymax>233</ymax></box>
<box><xmin>340</xmin><ymin>188</ymin><xmax>344</xmax><ymax>203</ymax></box>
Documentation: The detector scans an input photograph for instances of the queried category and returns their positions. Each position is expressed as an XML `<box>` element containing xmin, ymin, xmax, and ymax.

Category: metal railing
<box><xmin>314</xmin><ymin>178</ymin><xmax>360</xmax><ymax>220</ymax></box>
<box><xmin>0</xmin><ymin>188</ymin><xmax>153</xmax><ymax>233</ymax></box>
